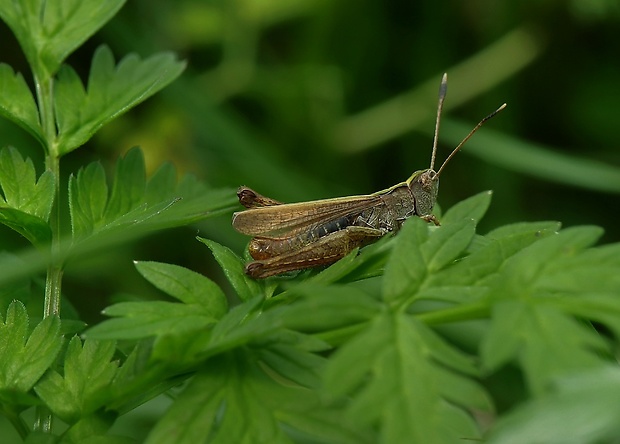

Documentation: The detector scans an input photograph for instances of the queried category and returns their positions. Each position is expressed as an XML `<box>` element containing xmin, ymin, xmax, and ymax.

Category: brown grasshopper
<box><xmin>233</xmin><ymin>74</ymin><xmax>506</xmax><ymax>278</ymax></box>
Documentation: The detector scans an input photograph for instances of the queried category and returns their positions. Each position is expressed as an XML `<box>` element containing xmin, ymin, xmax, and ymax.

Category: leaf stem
<box><xmin>34</xmin><ymin>60</ymin><xmax>61</xmax><ymax>435</ymax></box>
<box><xmin>415</xmin><ymin>300</ymin><xmax>490</xmax><ymax>325</ymax></box>
<box><xmin>35</xmin><ymin>69</ymin><xmax>63</xmax><ymax>318</ymax></box>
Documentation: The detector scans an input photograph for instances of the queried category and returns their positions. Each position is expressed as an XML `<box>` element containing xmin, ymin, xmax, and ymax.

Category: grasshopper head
<box><xmin>408</xmin><ymin>169</ymin><xmax>439</xmax><ymax>216</ymax></box>
<box><xmin>409</xmin><ymin>73</ymin><xmax>505</xmax><ymax>219</ymax></box>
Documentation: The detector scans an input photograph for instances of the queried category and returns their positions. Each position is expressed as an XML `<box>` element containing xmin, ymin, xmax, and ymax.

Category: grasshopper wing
<box><xmin>232</xmin><ymin>194</ymin><xmax>383</xmax><ymax>238</ymax></box>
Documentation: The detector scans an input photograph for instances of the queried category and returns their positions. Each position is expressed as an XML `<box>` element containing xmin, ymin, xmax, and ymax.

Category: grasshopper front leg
<box><xmin>245</xmin><ymin>226</ymin><xmax>384</xmax><ymax>279</ymax></box>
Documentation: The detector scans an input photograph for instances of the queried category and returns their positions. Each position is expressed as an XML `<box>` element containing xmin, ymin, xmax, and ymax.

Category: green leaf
<box><xmin>0</xmin><ymin>147</ymin><xmax>54</xmax><ymax>244</ymax></box>
<box><xmin>487</xmin><ymin>367</ymin><xmax>620</xmax><ymax>444</ymax></box>
<box><xmin>383</xmin><ymin>217</ymin><xmax>476</xmax><ymax>304</ymax></box>
<box><xmin>0</xmin><ymin>207</ymin><xmax>52</xmax><ymax>246</ymax></box>
<box><xmin>0</xmin><ymin>147</ymin><xmax>55</xmax><ymax>217</ymax></box>
<box><xmin>0</xmin><ymin>301</ymin><xmax>62</xmax><ymax>396</ymax></box>
<box><xmin>254</xmin><ymin>330</ymin><xmax>328</xmax><ymax>388</ymax></box>
<box><xmin>0</xmin><ymin>0</ymin><xmax>126</xmax><ymax>78</ymax></box>
<box><xmin>104</xmin><ymin>146</ymin><xmax>147</xmax><ymax>223</ymax></box>
<box><xmin>68</xmin><ymin>148</ymin><xmax>236</xmax><ymax>254</ymax></box>
<box><xmin>426</xmin><ymin>221</ymin><xmax>560</xmax><ymax>288</ymax></box>
<box><xmin>480</xmin><ymin>227</ymin><xmax>611</xmax><ymax>394</ymax></box>
<box><xmin>134</xmin><ymin>261</ymin><xmax>227</xmax><ymax>318</ymax></box>
<box><xmin>55</xmin><ymin>45</ymin><xmax>186</xmax><ymax>154</ymax></box>
<box><xmin>0</xmin><ymin>64</ymin><xmax>42</xmax><ymax>143</ymax></box>
<box><xmin>323</xmin><ymin>312</ymin><xmax>486</xmax><ymax>443</ymax></box>
<box><xmin>84</xmin><ymin>301</ymin><xmax>217</xmax><ymax>341</ymax></box>
<box><xmin>68</xmin><ymin>161</ymin><xmax>108</xmax><ymax>239</ymax></box>
<box><xmin>146</xmin><ymin>351</ymin><xmax>369</xmax><ymax>444</ymax></box>
<box><xmin>35</xmin><ymin>337</ymin><xmax>118</xmax><ymax>424</ymax></box>
<box><xmin>199</xmin><ymin>238</ymin><xmax>264</xmax><ymax>302</ymax></box>
<box><xmin>440</xmin><ymin>190</ymin><xmax>492</xmax><ymax>225</ymax></box>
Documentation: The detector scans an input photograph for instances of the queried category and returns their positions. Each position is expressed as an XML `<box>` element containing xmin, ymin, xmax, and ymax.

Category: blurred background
<box><xmin>1</xmin><ymin>0</ymin><xmax>620</xmax><ymax>317</ymax></box>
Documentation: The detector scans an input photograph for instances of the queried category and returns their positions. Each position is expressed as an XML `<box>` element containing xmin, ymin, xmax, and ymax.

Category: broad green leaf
<box><xmin>134</xmin><ymin>261</ymin><xmax>227</xmax><ymax>318</ymax></box>
<box><xmin>0</xmin><ymin>301</ymin><xmax>62</xmax><ymax>396</ymax></box>
<box><xmin>35</xmin><ymin>337</ymin><xmax>118</xmax><ymax>424</ymax></box>
<box><xmin>487</xmin><ymin>367</ymin><xmax>620</xmax><ymax>444</ymax></box>
<box><xmin>0</xmin><ymin>64</ymin><xmax>42</xmax><ymax>143</ymax></box>
<box><xmin>324</xmin><ymin>313</ymin><xmax>486</xmax><ymax>443</ymax></box>
<box><xmin>55</xmin><ymin>45</ymin><xmax>186</xmax><ymax>154</ymax></box>
<box><xmin>199</xmin><ymin>238</ymin><xmax>264</xmax><ymax>302</ymax></box>
<box><xmin>0</xmin><ymin>0</ymin><xmax>126</xmax><ymax>78</ymax></box>
<box><xmin>85</xmin><ymin>301</ymin><xmax>217</xmax><ymax>340</ymax></box>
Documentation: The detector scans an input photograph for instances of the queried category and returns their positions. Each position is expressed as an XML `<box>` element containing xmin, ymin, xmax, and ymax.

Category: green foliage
<box><xmin>55</xmin><ymin>46</ymin><xmax>186</xmax><ymax>155</ymax></box>
<box><xmin>0</xmin><ymin>301</ymin><xmax>61</xmax><ymax>399</ymax></box>
<box><xmin>0</xmin><ymin>0</ymin><xmax>126</xmax><ymax>79</ymax></box>
<box><xmin>0</xmin><ymin>147</ymin><xmax>54</xmax><ymax>245</ymax></box>
<box><xmin>78</xmin><ymin>192</ymin><xmax>620</xmax><ymax>443</ymax></box>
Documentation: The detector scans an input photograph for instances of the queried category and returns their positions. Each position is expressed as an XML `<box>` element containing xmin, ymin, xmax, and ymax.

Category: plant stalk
<box><xmin>36</xmin><ymin>71</ymin><xmax>63</xmax><ymax>318</ymax></box>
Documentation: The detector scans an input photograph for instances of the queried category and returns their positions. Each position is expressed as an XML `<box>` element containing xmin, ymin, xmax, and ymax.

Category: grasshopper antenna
<box><xmin>429</xmin><ymin>73</ymin><xmax>448</xmax><ymax>171</ymax></box>
<box><xmin>434</xmin><ymin>102</ymin><xmax>507</xmax><ymax>179</ymax></box>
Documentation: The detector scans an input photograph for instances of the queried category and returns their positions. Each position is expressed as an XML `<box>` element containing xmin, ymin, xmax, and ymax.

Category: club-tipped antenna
<box><xmin>434</xmin><ymin>102</ymin><xmax>507</xmax><ymax>179</ymax></box>
<box><xmin>429</xmin><ymin>73</ymin><xmax>448</xmax><ymax>171</ymax></box>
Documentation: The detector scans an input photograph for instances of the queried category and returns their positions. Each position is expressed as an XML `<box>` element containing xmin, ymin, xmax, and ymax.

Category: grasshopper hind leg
<box><xmin>245</xmin><ymin>226</ymin><xmax>384</xmax><ymax>279</ymax></box>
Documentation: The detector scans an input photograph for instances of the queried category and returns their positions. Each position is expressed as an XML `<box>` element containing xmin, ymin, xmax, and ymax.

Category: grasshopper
<box><xmin>233</xmin><ymin>73</ymin><xmax>506</xmax><ymax>278</ymax></box>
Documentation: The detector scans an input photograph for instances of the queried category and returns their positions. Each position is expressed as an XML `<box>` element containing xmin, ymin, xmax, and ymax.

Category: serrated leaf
<box><xmin>426</xmin><ymin>221</ymin><xmax>559</xmax><ymax>288</ymax></box>
<box><xmin>145</xmin><ymin>162</ymin><xmax>177</xmax><ymax>205</ymax></box>
<box><xmin>0</xmin><ymin>0</ymin><xmax>126</xmax><ymax>78</ymax></box>
<box><xmin>147</xmin><ymin>351</ymin><xmax>368</xmax><ymax>444</ymax></box>
<box><xmin>280</xmin><ymin>284</ymin><xmax>382</xmax><ymax>333</ymax></box>
<box><xmin>199</xmin><ymin>238</ymin><xmax>264</xmax><ymax>302</ymax></box>
<box><xmin>35</xmin><ymin>337</ymin><xmax>118</xmax><ymax>424</ymax></box>
<box><xmin>323</xmin><ymin>313</ymin><xmax>485</xmax><ymax>443</ymax></box>
<box><xmin>134</xmin><ymin>261</ymin><xmax>227</xmax><ymax>318</ymax></box>
<box><xmin>104</xmin><ymin>147</ymin><xmax>147</xmax><ymax>222</ymax></box>
<box><xmin>383</xmin><ymin>217</ymin><xmax>475</xmax><ymax>304</ymax></box>
<box><xmin>0</xmin><ymin>207</ymin><xmax>52</xmax><ymax>245</ymax></box>
<box><xmin>482</xmin><ymin>299</ymin><xmax>609</xmax><ymax>395</ymax></box>
<box><xmin>55</xmin><ymin>45</ymin><xmax>185</xmax><ymax>154</ymax></box>
<box><xmin>85</xmin><ymin>301</ymin><xmax>217</xmax><ymax>340</ymax></box>
<box><xmin>0</xmin><ymin>147</ymin><xmax>55</xmax><ymax>220</ymax></box>
<box><xmin>497</xmin><ymin>226</ymin><xmax>603</xmax><ymax>292</ymax></box>
<box><xmin>0</xmin><ymin>301</ymin><xmax>62</xmax><ymax>395</ymax></box>
<box><xmin>67</xmin><ymin>148</ymin><xmax>236</xmax><ymax>255</ymax></box>
<box><xmin>68</xmin><ymin>161</ymin><xmax>108</xmax><ymax>239</ymax></box>
<box><xmin>487</xmin><ymin>367</ymin><xmax>620</xmax><ymax>444</ymax></box>
<box><xmin>0</xmin><ymin>64</ymin><xmax>42</xmax><ymax>143</ymax></box>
